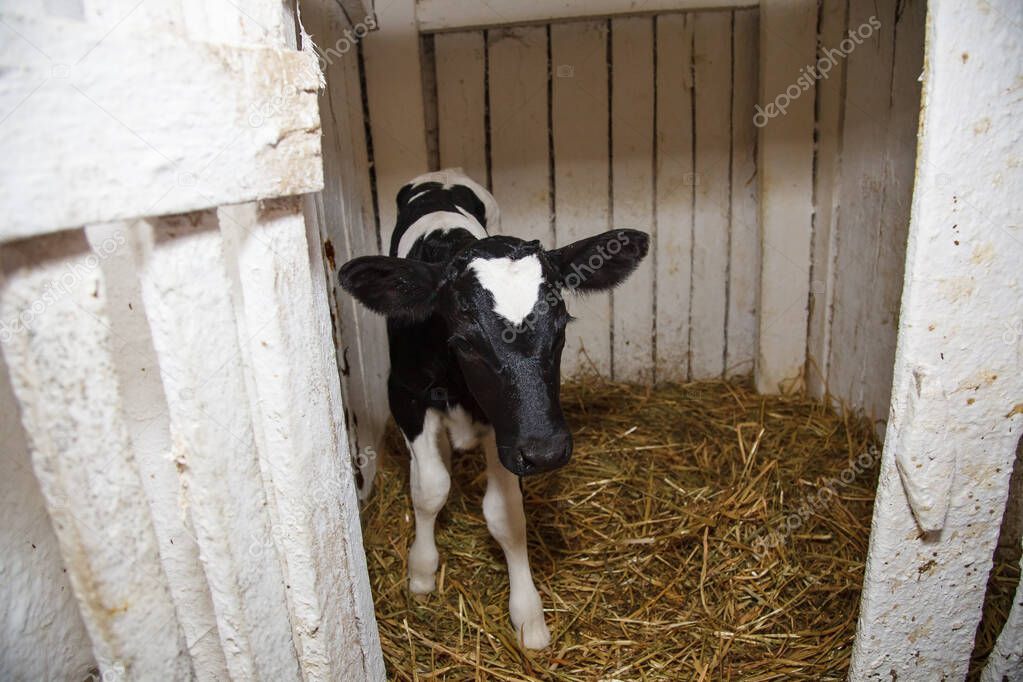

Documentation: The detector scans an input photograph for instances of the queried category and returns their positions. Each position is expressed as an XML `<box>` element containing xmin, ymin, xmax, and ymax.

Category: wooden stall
<box><xmin>1</xmin><ymin>0</ymin><xmax>1021</xmax><ymax>679</ymax></box>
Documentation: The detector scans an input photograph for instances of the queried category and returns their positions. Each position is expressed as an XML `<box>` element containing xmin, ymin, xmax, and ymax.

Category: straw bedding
<box><xmin>360</xmin><ymin>377</ymin><xmax>883</xmax><ymax>680</ymax></box>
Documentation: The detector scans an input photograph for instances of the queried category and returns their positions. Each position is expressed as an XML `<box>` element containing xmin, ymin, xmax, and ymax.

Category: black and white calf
<box><xmin>339</xmin><ymin>169</ymin><xmax>649</xmax><ymax>649</ymax></box>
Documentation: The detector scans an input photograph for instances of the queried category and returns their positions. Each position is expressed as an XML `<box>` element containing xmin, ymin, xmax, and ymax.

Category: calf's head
<box><xmin>340</xmin><ymin>229</ymin><xmax>649</xmax><ymax>476</ymax></box>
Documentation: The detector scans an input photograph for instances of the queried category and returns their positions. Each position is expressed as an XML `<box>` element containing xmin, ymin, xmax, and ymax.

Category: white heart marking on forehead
<box><xmin>468</xmin><ymin>255</ymin><xmax>543</xmax><ymax>325</ymax></box>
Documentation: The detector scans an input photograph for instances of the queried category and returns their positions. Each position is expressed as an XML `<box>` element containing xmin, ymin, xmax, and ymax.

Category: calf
<box><xmin>339</xmin><ymin>169</ymin><xmax>648</xmax><ymax>649</ymax></box>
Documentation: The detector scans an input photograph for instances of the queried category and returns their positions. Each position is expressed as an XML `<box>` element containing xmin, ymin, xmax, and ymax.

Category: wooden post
<box><xmin>220</xmin><ymin>199</ymin><xmax>384</xmax><ymax>680</ymax></box>
<box><xmin>849</xmin><ymin>0</ymin><xmax>1023</xmax><ymax>676</ymax></box>
<box><xmin>135</xmin><ymin>212</ymin><xmax>302</xmax><ymax>681</ymax></box>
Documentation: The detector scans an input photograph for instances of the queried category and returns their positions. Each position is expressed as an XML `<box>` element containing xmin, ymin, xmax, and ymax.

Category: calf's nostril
<box><xmin>518</xmin><ymin>449</ymin><xmax>537</xmax><ymax>472</ymax></box>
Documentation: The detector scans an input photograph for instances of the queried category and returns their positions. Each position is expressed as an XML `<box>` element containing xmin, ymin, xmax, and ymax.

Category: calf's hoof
<box><xmin>408</xmin><ymin>572</ymin><xmax>436</xmax><ymax>595</ymax></box>
<box><xmin>517</xmin><ymin>615</ymin><xmax>551</xmax><ymax>650</ymax></box>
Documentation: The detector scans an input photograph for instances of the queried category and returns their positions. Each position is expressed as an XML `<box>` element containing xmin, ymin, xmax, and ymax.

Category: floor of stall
<box><xmin>361</xmin><ymin>378</ymin><xmax>890</xmax><ymax>680</ymax></box>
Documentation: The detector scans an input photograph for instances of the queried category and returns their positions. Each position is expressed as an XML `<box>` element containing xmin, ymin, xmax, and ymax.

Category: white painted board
<box><xmin>0</xmin><ymin>230</ymin><xmax>190</xmax><ymax>679</ymax></box>
<box><xmin>551</xmin><ymin>20</ymin><xmax>612</xmax><ymax>377</ymax></box>
<box><xmin>726</xmin><ymin>9</ymin><xmax>759</xmax><ymax>378</ymax></box>
<box><xmin>690</xmin><ymin>11</ymin><xmax>731</xmax><ymax>380</ymax></box>
<box><xmin>610</xmin><ymin>16</ymin><xmax>655</xmax><ymax>383</ymax></box>
<box><xmin>826</xmin><ymin>0</ymin><xmax>896</xmax><ymax>414</ymax></box>
<box><xmin>755</xmin><ymin>0</ymin><xmax>816</xmax><ymax>393</ymax></box>
<box><xmin>84</xmin><ymin>222</ymin><xmax>229</xmax><ymax>680</ymax></box>
<box><xmin>805</xmin><ymin>0</ymin><xmax>848</xmax><ymax>397</ymax></box>
<box><xmin>488</xmin><ymin>25</ymin><xmax>551</xmax><ymax>243</ymax></box>
<box><xmin>654</xmin><ymin>13</ymin><xmax>694</xmax><ymax>382</ymax></box>
<box><xmin>222</xmin><ymin>198</ymin><xmax>383</xmax><ymax>680</ymax></box>
<box><xmin>435</xmin><ymin>31</ymin><xmax>488</xmax><ymax>186</ymax></box>
<box><xmin>362</xmin><ymin>0</ymin><xmax>430</xmax><ymax>242</ymax></box>
<box><xmin>416</xmin><ymin>0</ymin><xmax>757</xmax><ymax>32</ymax></box>
<box><xmin>135</xmin><ymin>212</ymin><xmax>301</xmax><ymax>682</ymax></box>
<box><xmin>0</xmin><ymin>13</ymin><xmax>323</xmax><ymax>242</ymax></box>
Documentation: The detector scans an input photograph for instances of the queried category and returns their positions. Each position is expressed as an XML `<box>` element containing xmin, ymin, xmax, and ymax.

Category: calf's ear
<box><xmin>548</xmin><ymin>229</ymin><xmax>650</xmax><ymax>293</ymax></box>
<box><xmin>339</xmin><ymin>256</ymin><xmax>442</xmax><ymax>321</ymax></box>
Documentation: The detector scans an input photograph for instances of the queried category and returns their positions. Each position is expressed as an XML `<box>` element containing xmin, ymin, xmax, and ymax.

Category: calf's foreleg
<box><xmin>483</xmin><ymin>431</ymin><xmax>551</xmax><ymax>649</ymax></box>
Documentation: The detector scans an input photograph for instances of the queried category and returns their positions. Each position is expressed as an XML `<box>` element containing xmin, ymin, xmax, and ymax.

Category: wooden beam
<box><xmin>849</xmin><ymin>0</ymin><xmax>1023</xmax><ymax>676</ymax></box>
<box><xmin>416</xmin><ymin>0</ymin><xmax>756</xmax><ymax>33</ymax></box>
<box><xmin>0</xmin><ymin>13</ymin><xmax>323</xmax><ymax>243</ymax></box>
<box><xmin>825</xmin><ymin>0</ymin><xmax>897</xmax><ymax>415</ymax></box>
<box><xmin>755</xmin><ymin>0</ymin><xmax>816</xmax><ymax>394</ymax></box>
<box><xmin>302</xmin><ymin>0</ymin><xmax>390</xmax><ymax>500</ymax></box>
<box><xmin>220</xmin><ymin>198</ymin><xmax>384</xmax><ymax>680</ymax></box>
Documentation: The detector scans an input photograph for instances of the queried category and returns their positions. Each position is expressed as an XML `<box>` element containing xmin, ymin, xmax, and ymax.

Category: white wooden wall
<box><xmin>0</xmin><ymin>1</ymin><xmax>383</xmax><ymax>679</ymax></box>
<box><xmin>808</xmin><ymin>0</ymin><xmax>927</xmax><ymax>428</ymax></box>
<box><xmin>365</xmin><ymin>10</ymin><xmax>762</xmax><ymax>384</ymax></box>
<box><xmin>304</xmin><ymin>0</ymin><xmax>392</xmax><ymax>499</ymax></box>
<box><xmin>346</xmin><ymin>0</ymin><xmax>919</xmax><ymax>448</ymax></box>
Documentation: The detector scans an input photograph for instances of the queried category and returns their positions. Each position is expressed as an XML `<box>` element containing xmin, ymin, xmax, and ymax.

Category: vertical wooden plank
<box><xmin>806</xmin><ymin>0</ymin><xmax>849</xmax><ymax>397</ymax></box>
<box><xmin>0</xmin><ymin>231</ymin><xmax>190</xmax><ymax>680</ymax></box>
<box><xmin>654</xmin><ymin>13</ymin><xmax>694</xmax><ymax>382</ymax></box>
<box><xmin>362</xmin><ymin>0</ymin><xmax>430</xmax><ymax>238</ymax></box>
<box><xmin>826</xmin><ymin>0</ymin><xmax>897</xmax><ymax>414</ymax></box>
<box><xmin>755</xmin><ymin>0</ymin><xmax>817</xmax><ymax>393</ymax></box>
<box><xmin>0</xmin><ymin>351</ymin><xmax>95</xmax><ymax>680</ymax></box>
<box><xmin>551</xmin><ymin>20</ymin><xmax>611</xmax><ymax>377</ymax></box>
<box><xmin>489</xmin><ymin>25</ymin><xmax>550</xmax><ymax>242</ymax></box>
<box><xmin>849</xmin><ymin>0</ymin><xmax>1023</xmax><ymax>676</ymax></box>
<box><xmin>435</xmin><ymin>31</ymin><xmax>488</xmax><ymax>185</ymax></box>
<box><xmin>301</xmin><ymin>198</ymin><xmax>386</xmax><ymax>682</ymax></box>
<box><xmin>726</xmin><ymin>9</ymin><xmax>759</xmax><ymax>378</ymax></box>
<box><xmin>84</xmin><ymin>222</ymin><xmax>229</xmax><ymax>680</ymax></box>
<box><xmin>303</xmin><ymin>0</ymin><xmax>389</xmax><ymax>498</ymax></box>
<box><xmin>862</xmin><ymin>0</ymin><xmax>926</xmax><ymax>424</ymax></box>
<box><xmin>135</xmin><ymin>212</ymin><xmax>301</xmax><ymax>682</ymax></box>
<box><xmin>610</xmin><ymin>16</ymin><xmax>655</xmax><ymax>383</ymax></box>
<box><xmin>342</xmin><ymin>23</ymin><xmax>391</xmax><ymax>495</ymax></box>
<box><xmin>690</xmin><ymin>11</ymin><xmax>732</xmax><ymax>380</ymax></box>
<box><xmin>221</xmin><ymin>198</ymin><xmax>383</xmax><ymax>681</ymax></box>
